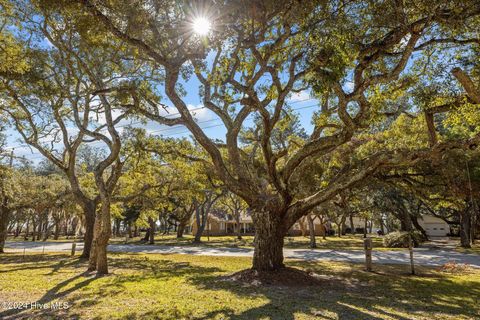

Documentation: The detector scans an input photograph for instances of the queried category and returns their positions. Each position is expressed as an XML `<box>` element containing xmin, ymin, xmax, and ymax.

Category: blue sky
<box><xmin>5</xmin><ymin>80</ymin><xmax>320</xmax><ymax>165</ymax></box>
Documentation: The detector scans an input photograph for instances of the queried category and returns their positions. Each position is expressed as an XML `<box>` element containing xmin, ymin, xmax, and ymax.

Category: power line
<box><xmin>7</xmin><ymin>99</ymin><xmax>320</xmax><ymax>161</ymax></box>
<box><xmin>5</xmin><ymin>96</ymin><xmax>315</xmax><ymax>151</ymax></box>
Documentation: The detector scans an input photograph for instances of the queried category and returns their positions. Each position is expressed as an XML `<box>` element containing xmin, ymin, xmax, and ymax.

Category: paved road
<box><xmin>4</xmin><ymin>241</ymin><xmax>479</xmax><ymax>268</ymax></box>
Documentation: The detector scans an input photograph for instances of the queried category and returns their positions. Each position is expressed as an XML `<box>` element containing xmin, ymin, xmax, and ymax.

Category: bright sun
<box><xmin>192</xmin><ymin>17</ymin><xmax>211</xmax><ymax>36</ymax></box>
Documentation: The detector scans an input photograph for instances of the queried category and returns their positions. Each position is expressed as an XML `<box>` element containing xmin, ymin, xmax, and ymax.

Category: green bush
<box><xmin>383</xmin><ymin>231</ymin><xmax>424</xmax><ymax>248</ymax></box>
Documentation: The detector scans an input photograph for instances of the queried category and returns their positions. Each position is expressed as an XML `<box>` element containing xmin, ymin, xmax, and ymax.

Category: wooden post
<box><xmin>364</xmin><ymin>237</ymin><xmax>373</xmax><ymax>272</ymax></box>
<box><xmin>408</xmin><ymin>233</ymin><xmax>415</xmax><ymax>275</ymax></box>
<box><xmin>71</xmin><ymin>242</ymin><xmax>76</xmax><ymax>256</ymax></box>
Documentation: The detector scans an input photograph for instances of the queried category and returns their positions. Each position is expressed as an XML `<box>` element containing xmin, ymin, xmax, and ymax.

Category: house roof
<box><xmin>208</xmin><ymin>209</ymin><xmax>252</xmax><ymax>223</ymax></box>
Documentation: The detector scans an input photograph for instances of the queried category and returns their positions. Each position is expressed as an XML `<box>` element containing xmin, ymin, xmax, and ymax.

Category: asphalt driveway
<box><xmin>4</xmin><ymin>241</ymin><xmax>479</xmax><ymax>268</ymax></box>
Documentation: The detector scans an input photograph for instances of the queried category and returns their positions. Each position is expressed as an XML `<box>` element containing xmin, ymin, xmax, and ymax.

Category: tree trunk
<box><xmin>337</xmin><ymin>215</ymin><xmax>347</xmax><ymax>237</ymax></box>
<box><xmin>37</xmin><ymin>220</ymin><xmax>43</xmax><ymax>241</ymax></box>
<box><xmin>134</xmin><ymin>225</ymin><xmax>139</xmax><ymax>237</ymax></box>
<box><xmin>54</xmin><ymin>221</ymin><xmax>60</xmax><ymax>240</ymax></box>
<box><xmin>127</xmin><ymin>222</ymin><xmax>132</xmax><ymax>238</ymax></box>
<box><xmin>176</xmin><ymin>221</ymin><xmax>186</xmax><ymax>238</ymax></box>
<box><xmin>63</xmin><ymin>219</ymin><xmax>68</xmax><ymax>238</ymax></box>
<box><xmin>14</xmin><ymin>223</ymin><xmax>22</xmax><ymax>237</ymax></box>
<box><xmin>412</xmin><ymin>215</ymin><xmax>428</xmax><ymax>241</ymax></box>
<box><xmin>251</xmin><ymin>211</ymin><xmax>285</xmax><ymax>271</ymax></box>
<box><xmin>148</xmin><ymin>217</ymin><xmax>155</xmax><ymax>244</ymax></box>
<box><xmin>379</xmin><ymin>218</ymin><xmax>385</xmax><ymax>235</ymax></box>
<box><xmin>193</xmin><ymin>206</ymin><xmax>207</xmax><ymax>243</ymax></box>
<box><xmin>460</xmin><ymin>208</ymin><xmax>472</xmax><ymax>248</ymax></box>
<box><xmin>194</xmin><ymin>224</ymin><xmax>205</xmax><ymax>243</ymax></box>
<box><xmin>399</xmin><ymin>208</ymin><xmax>413</xmax><ymax>232</ymax></box>
<box><xmin>0</xmin><ymin>208</ymin><xmax>10</xmax><ymax>253</ymax></box>
<box><xmin>235</xmin><ymin>213</ymin><xmax>242</xmax><ymax>240</ymax></box>
<box><xmin>349</xmin><ymin>214</ymin><xmax>355</xmax><ymax>234</ymax></box>
<box><xmin>81</xmin><ymin>202</ymin><xmax>96</xmax><ymax>259</ymax></box>
<box><xmin>114</xmin><ymin>219</ymin><xmax>121</xmax><ymax>237</ymax></box>
<box><xmin>24</xmin><ymin>218</ymin><xmax>29</xmax><ymax>240</ymax></box>
<box><xmin>299</xmin><ymin>217</ymin><xmax>307</xmax><ymax>237</ymax></box>
<box><xmin>307</xmin><ymin>215</ymin><xmax>316</xmax><ymax>248</ymax></box>
<box><xmin>321</xmin><ymin>224</ymin><xmax>327</xmax><ymax>240</ymax></box>
<box><xmin>363</xmin><ymin>218</ymin><xmax>368</xmax><ymax>238</ymax></box>
<box><xmin>89</xmin><ymin>200</ymin><xmax>111</xmax><ymax>275</ymax></box>
<box><xmin>142</xmin><ymin>229</ymin><xmax>150</xmax><ymax>242</ymax></box>
<box><xmin>31</xmin><ymin>219</ymin><xmax>37</xmax><ymax>242</ymax></box>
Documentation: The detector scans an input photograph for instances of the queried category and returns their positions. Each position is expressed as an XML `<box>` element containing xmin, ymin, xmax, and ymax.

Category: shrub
<box><xmin>383</xmin><ymin>231</ymin><xmax>424</xmax><ymax>248</ymax></box>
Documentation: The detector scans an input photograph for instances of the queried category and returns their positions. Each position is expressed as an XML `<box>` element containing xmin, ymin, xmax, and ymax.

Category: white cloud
<box><xmin>187</xmin><ymin>104</ymin><xmax>213</xmax><ymax>122</ymax></box>
<box><xmin>344</xmin><ymin>81</ymin><xmax>354</xmax><ymax>93</ymax></box>
<box><xmin>289</xmin><ymin>91</ymin><xmax>311</xmax><ymax>102</ymax></box>
<box><xmin>95</xmin><ymin>109</ymin><xmax>126</xmax><ymax>125</ymax></box>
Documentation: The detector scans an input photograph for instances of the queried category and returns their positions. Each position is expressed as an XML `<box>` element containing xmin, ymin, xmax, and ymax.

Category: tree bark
<box><xmin>349</xmin><ymin>214</ymin><xmax>355</xmax><ymax>234</ymax></box>
<box><xmin>235</xmin><ymin>213</ymin><xmax>242</xmax><ymax>240</ymax></box>
<box><xmin>176</xmin><ymin>221</ymin><xmax>186</xmax><ymax>238</ymax></box>
<box><xmin>337</xmin><ymin>214</ymin><xmax>347</xmax><ymax>237</ymax></box>
<box><xmin>399</xmin><ymin>208</ymin><xmax>413</xmax><ymax>232</ymax></box>
<box><xmin>0</xmin><ymin>208</ymin><xmax>10</xmax><ymax>253</ymax></box>
<box><xmin>307</xmin><ymin>215</ymin><xmax>316</xmax><ymax>248</ymax></box>
<box><xmin>31</xmin><ymin>218</ymin><xmax>37</xmax><ymax>242</ymax></box>
<box><xmin>63</xmin><ymin>219</ymin><xmax>68</xmax><ymax>238</ymax></box>
<box><xmin>134</xmin><ymin>225</ymin><xmax>139</xmax><ymax>237</ymax></box>
<box><xmin>24</xmin><ymin>218</ymin><xmax>29</xmax><ymax>240</ymax></box>
<box><xmin>252</xmin><ymin>211</ymin><xmax>286</xmax><ymax>271</ymax></box>
<box><xmin>81</xmin><ymin>202</ymin><xmax>96</xmax><ymax>259</ymax></box>
<box><xmin>114</xmin><ymin>218</ymin><xmax>121</xmax><ymax>237</ymax></box>
<box><xmin>53</xmin><ymin>221</ymin><xmax>60</xmax><ymax>240</ymax></box>
<box><xmin>142</xmin><ymin>229</ymin><xmax>150</xmax><ymax>242</ymax></box>
<box><xmin>127</xmin><ymin>222</ymin><xmax>132</xmax><ymax>238</ymax></box>
<box><xmin>193</xmin><ymin>223</ymin><xmax>205</xmax><ymax>243</ymax></box>
<box><xmin>89</xmin><ymin>199</ymin><xmax>111</xmax><ymax>275</ymax></box>
<box><xmin>379</xmin><ymin>218</ymin><xmax>385</xmax><ymax>235</ymax></box>
<box><xmin>412</xmin><ymin>215</ymin><xmax>428</xmax><ymax>241</ymax></box>
<box><xmin>460</xmin><ymin>208</ymin><xmax>472</xmax><ymax>248</ymax></box>
<box><xmin>299</xmin><ymin>216</ymin><xmax>307</xmax><ymax>237</ymax></box>
<box><xmin>148</xmin><ymin>217</ymin><xmax>155</xmax><ymax>244</ymax></box>
<box><xmin>193</xmin><ymin>205</ymin><xmax>207</xmax><ymax>243</ymax></box>
<box><xmin>363</xmin><ymin>218</ymin><xmax>368</xmax><ymax>238</ymax></box>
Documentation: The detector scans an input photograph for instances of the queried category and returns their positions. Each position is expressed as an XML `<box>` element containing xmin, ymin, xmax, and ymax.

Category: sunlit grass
<box><xmin>110</xmin><ymin>234</ymin><xmax>396</xmax><ymax>250</ymax></box>
<box><xmin>456</xmin><ymin>243</ymin><xmax>480</xmax><ymax>255</ymax></box>
<box><xmin>0</xmin><ymin>252</ymin><xmax>478</xmax><ymax>319</ymax></box>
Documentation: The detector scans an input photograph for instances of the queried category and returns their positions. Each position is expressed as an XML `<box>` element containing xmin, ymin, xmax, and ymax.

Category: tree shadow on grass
<box><xmin>0</xmin><ymin>254</ymin><xmax>85</xmax><ymax>276</ymax></box>
<box><xmin>184</xmin><ymin>261</ymin><xmax>480</xmax><ymax>320</ymax></box>
<box><xmin>0</xmin><ymin>270</ymin><xmax>97</xmax><ymax>319</ymax></box>
<box><xmin>1</xmin><ymin>253</ymin><xmax>479</xmax><ymax>319</ymax></box>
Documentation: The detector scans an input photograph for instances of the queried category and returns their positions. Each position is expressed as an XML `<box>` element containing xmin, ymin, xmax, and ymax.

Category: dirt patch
<box><xmin>219</xmin><ymin>267</ymin><xmax>335</xmax><ymax>287</ymax></box>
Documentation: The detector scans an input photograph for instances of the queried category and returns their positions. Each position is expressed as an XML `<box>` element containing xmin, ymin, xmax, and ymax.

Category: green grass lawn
<box><xmin>456</xmin><ymin>244</ymin><xmax>480</xmax><ymax>255</ymax></box>
<box><xmin>110</xmin><ymin>234</ymin><xmax>394</xmax><ymax>251</ymax></box>
<box><xmin>0</xmin><ymin>253</ymin><xmax>479</xmax><ymax>319</ymax></box>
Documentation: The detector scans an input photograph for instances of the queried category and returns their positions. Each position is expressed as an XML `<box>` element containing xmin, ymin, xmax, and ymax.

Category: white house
<box><xmin>418</xmin><ymin>215</ymin><xmax>450</xmax><ymax>237</ymax></box>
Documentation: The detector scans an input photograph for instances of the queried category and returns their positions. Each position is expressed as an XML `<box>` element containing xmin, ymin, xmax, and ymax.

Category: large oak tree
<box><xmin>59</xmin><ymin>0</ymin><xmax>480</xmax><ymax>271</ymax></box>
